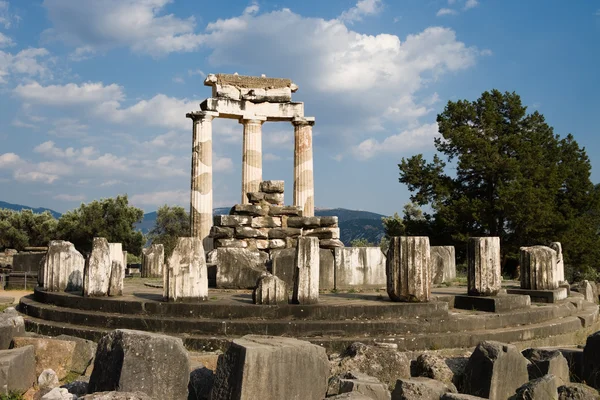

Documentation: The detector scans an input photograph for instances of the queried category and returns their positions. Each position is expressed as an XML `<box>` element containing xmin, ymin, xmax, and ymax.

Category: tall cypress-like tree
<box><xmin>399</xmin><ymin>90</ymin><xmax>600</xmax><ymax>277</ymax></box>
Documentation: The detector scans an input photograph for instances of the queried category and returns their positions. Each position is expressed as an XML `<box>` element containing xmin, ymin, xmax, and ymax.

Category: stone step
<box><xmin>18</xmin><ymin>294</ymin><xmax>596</xmax><ymax>339</ymax></box>
<box><xmin>22</xmin><ymin>309</ymin><xmax>598</xmax><ymax>354</ymax></box>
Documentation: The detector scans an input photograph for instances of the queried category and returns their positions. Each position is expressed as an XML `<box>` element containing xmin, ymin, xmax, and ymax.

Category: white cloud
<box><xmin>214</xmin><ymin>156</ymin><xmax>234</xmax><ymax>173</ymax></box>
<box><xmin>42</xmin><ymin>0</ymin><xmax>205</xmax><ymax>56</ymax></box>
<box><xmin>99</xmin><ymin>180</ymin><xmax>124</xmax><ymax>187</ymax></box>
<box><xmin>14</xmin><ymin>81</ymin><xmax>124</xmax><ymax>105</ymax></box>
<box><xmin>339</xmin><ymin>0</ymin><xmax>383</xmax><ymax>24</ymax></box>
<box><xmin>264</xmin><ymin>153</ymin><xmax>281</xmax><ymax>161</ymax></box>
<box><xmin>54</xmin><ymin>193</ymin><xmax>85</xmax><ymax>201</ymax></box>
<box><xmin>0</xmin><ymin>48</ymin><xmax>51</xmax><ymax>83</ymax></box>
<box><xmin>12</xmin><ymin>119</ymin><xmax>36</xmax><ymax>129</ymax></box>
<box><xmin>0</xmin><ymin>32</ymin><xmax>14</xmax><ymax>48</ymax></box>
<box><xmin>188</xmin><ymin>69</ymin><xmax>205</xmax><ymax>77</ymax></box>
<box><xmin>352</xmin><ymin>123</ymin><xmax>440</xmax><ymax>160</ymax></box>
<box><xmin>0</xmin><ymin>153</ymin><xmax>21</xmax><ymax>167</ymax></box>
<box><xmin>48</xmin><ymin>118</ymin><xmax>89</xmax><ymax>138</ymax></box>
<box><xmin>130</xmin><ymin>190</ymin><xmax>188</xmax><ymax>207</ymax></box>
<box><xmin>437</xmin><ymin>8</ymin><xmax>458</xmax><ymax>16</ymax></box>
<box><xmin>448</xmin><ymin>0</ymin><xmax>457</xmax><ymax>4</ymax></box>
<box><xmin>244</xmin><ymin>2</ymin><xmax>259</xmax><ymax>15</ymax></box>
<box><xmin>0</xmin><ymin>0</ymin><xmax>19</xmax><ymax>29</ymax></box>
<box><xmin>13</xmin><ymin>81</ymin><xmax>197</xmax><ymax>131</ymax></box>
<box><xmin>464</xmin><ymin>0</ymin><xmax>479</xmax><ymax>10</ymax></box>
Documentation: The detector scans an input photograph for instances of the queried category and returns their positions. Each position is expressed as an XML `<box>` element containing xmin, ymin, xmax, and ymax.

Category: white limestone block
<box><xmin>292</xmin><ymin>237</ymin><xmax>320</xmax><ymax>304</ymax></box>
<box><xmin>520</xmin><ymin>245</ymin><xmax>559</xmax><ymax>290</ymax></box>
<box><xmin>550</xmin><ymin>242</ymin><xmax>565</xmax><ymax>282</ymax></box>
<box><xmin>40</xmin><ymin>241</ymin><xmax>84</xmax><ymax>292</ymax></box>
<box><xmin>386</xmin><ymin>237</ymin><xmax>431</xmax><ymax>302</ymax></box>
<box><xmin>334</xmin><ymin>247</ymin><xmax>386</xmax><ymax>289</ymax></box>
<box><xmin>431</xmin><ymin>246</ymin><xmax>456</xmax><ymax>284</ymax></box>
<box><xmin>164</xmin><ymin>237</ymin><xmax>208</xmax><ymax>302</ymax></box>
<box><xmin>141</xmin><ymin>244</ymin><xmax>164</xmax><ymax>278</ymax></box>
<box><xmin>467</xmin><ymin>237</ymin><xmax>502</xmax><ymax>296</ymax></box>
<box><xmin>83</xmin><ymin>238</ymin><xmax>111</xmax><ymax>297</ymax></box>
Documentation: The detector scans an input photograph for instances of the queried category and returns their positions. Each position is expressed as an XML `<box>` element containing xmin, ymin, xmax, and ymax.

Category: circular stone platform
<box><xmin>18</xmin><ymin>279</ymin><xmax>600</xmax><ymax>353</ymax></box>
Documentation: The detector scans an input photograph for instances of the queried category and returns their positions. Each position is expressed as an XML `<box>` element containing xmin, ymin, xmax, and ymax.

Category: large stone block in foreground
<box><xmin>0</xmin><ymin>346</ymin><xmax>36</xmax><ymax>395</ymax></box>
<box><xmin>462</xmin><ymin>341</ymin><xmax>529</xmax><ymax>400</ymax></box>
<box><xmin>12</xmin><ymin>336</ymin><xmax>76</xmax><ymax>380</ymax></box>
<box><xmin>386</xmin><ymin>236</ymin><xmax>431</xmax><ymax>302</ymax></box>
<box><xmin>520</xmin><ymin>245</ymin><xmax>559</xmax><ymax>290</ymax></box>
<box><xmin>83</xmin><ymin>238</ymin><xmax>111</xmax><ymax>297</ymax></box>
<box><xmin>88</xmin><ymin>329</ymin><xmax>190</xmax><ymax>400</ymax></box>
<box><xmin>292</xmin><ymin>237</ymin><xmax>320</xmax><ymax>304</ymax></box>
<box><xmin>211</xmin><ymin>335</ymin><xmax>329</xmax><ymax>400</ymax></box>
<box><xmin>40</xmin><ymin>240</ymin><xmax>85</xmax><ymax>292</ymax></box>
<box><xmin>209</xmin><ymin>248</ymin><xmax>268</xmax><ymax>289</ymax></box>
<box><xmin>141</xmin><ymin>244</ymin><xmax>164</xmax><ymax>278</ymax></box>
<box><xmin>583</xmin><ymin>331</ymin><xmax>600</xmax><ymax>390</ymax></box>
<box><xmin>334</xmin><ymin>247</ymin><xmax>386</xmax><ymax>289</ymax></box>
<box><xmin>467</xmin><ymin>237</ymin><xmax>501</xmax><ymax>296</ymax></box>
<box><xmin>431</xmin><ymin>246</ymin><xmax>456</xmax><ymax>284</ymax></box>
<box><xmin>164</xmin><ymin>237</ymin><xmax>208</xmax><ymax>301</ymax></box>
<box><xmin>0</xmin><ymin>308</ymin><xmax>25</xmax><ymax>350</ymax></box>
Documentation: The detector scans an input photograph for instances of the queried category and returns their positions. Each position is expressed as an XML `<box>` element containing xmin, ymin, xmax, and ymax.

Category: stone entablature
<box><xmin>187</xmin><ymin>73</ymin><xmax>316</xmax><ymax>248</ymax></box>
<box><xmin>209</xmin><ymin>181</ymin><xmax>342</xmax><ymax>255</ymax></box>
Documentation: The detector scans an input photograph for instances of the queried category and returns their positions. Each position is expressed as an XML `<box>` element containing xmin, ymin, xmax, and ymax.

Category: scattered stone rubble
<box><xmin>2</xmin><ymin>322</ymin><xmax>600</xmax><ymax>400</ymax></box>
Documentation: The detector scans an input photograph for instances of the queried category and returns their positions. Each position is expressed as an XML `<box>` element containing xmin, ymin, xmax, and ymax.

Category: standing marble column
<box><xmin>292</xmin><ymin>117</ymin><xmax>315</xmax><ymax>217</ymax></box>
<box><xmin>240</xmin><ymin>117</ymin><xmax>265</xmax><ymax>203</ymax></box>
<box><xmin>520</xmin><ymin>246</ymin><xmax>558</xmax><ymax>290</ymax></box>
<box><xmin>386</xmin><ymin>236</ymin><xmax>431</xmax><ymax>302</ymax></box>
<box><xmin>467</xmin><ymin>237</ymin><xmax>501</xmax><ymax>296</ymax></box>
<box><xmin>187</xmin><ymin>111</ymin><xmax>218</xmax><ymax>251</ymax></box>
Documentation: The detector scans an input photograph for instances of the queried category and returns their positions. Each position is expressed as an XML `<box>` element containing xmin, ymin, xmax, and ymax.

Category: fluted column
<box><xmin>240</xmin><ymin>117</ymin><xmax>265</xmax><ymax>203</ymax></box>
<box><xmin>187</xmin><ymin>111</ymin><xmax>218</xmax><ymax>251</ymax></box>
<box><xmin>293</xmin><ymin>117</ymin><xmax>315</xmax><ymax>217</ymax></box>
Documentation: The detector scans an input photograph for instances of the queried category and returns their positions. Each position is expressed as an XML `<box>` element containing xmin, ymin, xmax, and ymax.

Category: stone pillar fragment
<box><xmin>293</xmin><ymin>117</ymin><xmax>315</xmax><ymax>217</ymax></box>
<box><xmin>520</xmin><ymin>246</ymin><xmax>559</xmax><ymax>290</ymax></box>
<box><xmin>141</xmin><ymin>244</ymin><xmax>164</xmax><ymax>278</ymax></box>
<box><xmin>431</xmin><ymin>246</ymin><xmax>456</xmax><ymax>284</ymax></box>
<box><xmin>292</xmin><ymin>237</ymin><xmax>320</xmax><ymax>304</ymax></box>
<box><xmin>253</xmin><ymin>274</ymin><xmax>288</xmax><ymax>305</ymax></box>
<box><xmin>386</xmin><ymin>236</ymin><xmax>431</xmax><ymax>302</ymax></box>
<box><xmin>241</xmin><ymin>117</ymin><xmax>265</xmax><ymax>204</ymax></box>
<box><xmin>164</xmin><ymin>237</ymin><xmax>208</xmax><ymax>302</ymax></box>
<box><xmin>467</xmin><ymin>237</ymin><xmax>502</xmax><ymax>296</ymax></box>
<box><xmin>550</xmin><ymin>242</ymin><xmax>565</xmax><ymax>282</ymax></box>
<box><xmin>83</xmin><ymin>238</ymin><xmax>111</xmax><ymax>297</ymax></box>
<box><xmin>187</xmin><ymin>111</ymin><xmax>218</xmax><ymax>251</ymax></box>
<box><xmin>108</xmin><ymin>243</ymin><xmax>124</xmax><ymax>296</ymax></box>
<box><xmin>40</xmin><ymin>240</ymin><xmax>84</xmax><ymax>292</ymax></box>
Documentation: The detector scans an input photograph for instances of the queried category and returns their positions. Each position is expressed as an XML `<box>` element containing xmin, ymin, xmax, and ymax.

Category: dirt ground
<box><xmin>0</xmin><ymin>289</ymin><xmax>33</xmax><ymax>304</ymax></box>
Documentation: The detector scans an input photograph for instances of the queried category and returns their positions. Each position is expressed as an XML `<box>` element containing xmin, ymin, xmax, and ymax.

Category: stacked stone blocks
<box><xmin>209</xmin><ymin>180</ymin><xmax>342</xmax><ymax>254</ymax></box>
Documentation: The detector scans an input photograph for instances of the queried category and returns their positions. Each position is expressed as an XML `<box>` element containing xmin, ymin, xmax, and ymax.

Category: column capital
<box><xmin>186</xmin><ymin>111</ymin><xmax>219</xmax><ymax>122</ymax></box>
<box><xmin>239</xmin><ymin>115</ymin><xmax>267</xmax><ymax>125</ymax></box>
<box><xmin>292</xmin><ymin>116</ymin><xmax>315</xmax><ymax>127</ymax></box>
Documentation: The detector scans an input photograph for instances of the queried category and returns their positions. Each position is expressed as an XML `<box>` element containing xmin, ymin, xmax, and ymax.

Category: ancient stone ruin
<box><xmin>386</xmin><ymin>236</ymin><xmax>431</xmax><ymax>302</ymax></box>
<box><xmin>164</xmin><ymin>237</ymin><xmax>208</xmax><ymax>302</ymax></box>
<box><xmin>467</xmin><ymin>236</ymin><xmax>502</xmax><ymax>296</ymax></box>
<box><xmin>39</xmin><ymin>240</ymin><xmax>84</xmax><ymax>292</ymax></box>
<box><xmin>140</xmin><ymin>243</ymin><xmax>164</xmax><ymax>278</ymax></box>
<box><xmin>186</xmin><ymin>73</ymin><xmax>315</xmax><ymax>252</ymax></box>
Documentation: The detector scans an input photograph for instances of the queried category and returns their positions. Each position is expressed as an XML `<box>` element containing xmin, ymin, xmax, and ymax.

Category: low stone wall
<box><xmin>12</xmin><ymin>252</ymin><xmax>45</xmax><ymax>273</ymax></box>
<box><xmin>333</xmin><ymin>247</ymin><xmax>386</xmax><ymax>290</ymax></box>
<box><xmin>0</xmin><ymin>249</ymin><xmax>16</xmax><ymax>268</ymax></box>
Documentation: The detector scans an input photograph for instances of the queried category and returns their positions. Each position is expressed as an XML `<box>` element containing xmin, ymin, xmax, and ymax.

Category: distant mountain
<box><xmin>2</xmin><ymin>200</ymin><xmax>387</xmax><ymax>246</ymax></box>
<box><xmin>0</xmin><ymin>201</ymin><xmax>62</xmax><ymax>219</ymax></box>
<box><xmin>138</xmin><ymin>206</ymin><xmax>387</xmax><ymax>245</ymax></box>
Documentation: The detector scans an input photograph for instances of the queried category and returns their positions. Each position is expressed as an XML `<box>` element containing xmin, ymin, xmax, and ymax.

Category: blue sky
<box><xmin>0</xmin><ymin>0</ymin><xmax>598</xmax><ymax>216</ymax></box>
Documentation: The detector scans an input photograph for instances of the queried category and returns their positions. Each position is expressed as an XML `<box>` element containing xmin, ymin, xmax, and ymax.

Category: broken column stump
<box><xmin>386</xmin><ymin>236</ymin><xmax>431</xmax><ymax>302</ymax></box>
<box><xmin>467</xmin><ymin>237</ymin><xmax>501</xmax><ymax>296</ymax></box>
<box><xmin>520</xmin><ymin>246</ymin><xmax>559</xmax><ymax>290</ymax></box>
<box><xmin>292</xmin><ymin>237</ymin><xmax>320</xmax><ymax>304</ymax></box>
<box><xmin>164</xmin><ymin>237</ymin><xmax>208</xmax><ymax>302</ymax></box>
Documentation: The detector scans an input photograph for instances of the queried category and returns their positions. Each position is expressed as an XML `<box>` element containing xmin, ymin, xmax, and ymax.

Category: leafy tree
<box><xmin>147</xmin><ymin>205</ymin><xmax>190</xmax><ymax>258</ymax></box>
<box><xmin>381</xmin><ymin>213</ymin><xmax>405</xmax><ymax>237</ymax></box>
<box><xmin>350</xmin><ymin>238</ymin><xmax>374</xmax><ymax>247</ymax></box>
<box><xmin>399</xmin><ymin>90</ymin><xmax>600</xmax><ymax>274</ymax></box>
<box><xmin>0</xmin><ymin>209</ymin><xmax>58</xmax><ymax>250</ymax></box>
<box><xmin>56</xmin><ymin>195</ymin><xmax>144</xmax><ymax>256</ymax></box>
